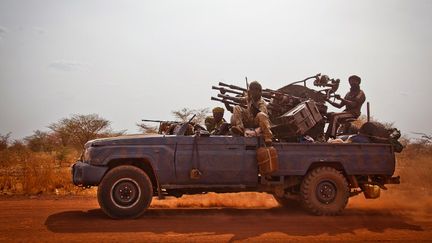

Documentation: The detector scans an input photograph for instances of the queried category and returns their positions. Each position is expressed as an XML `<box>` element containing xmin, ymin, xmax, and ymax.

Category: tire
<box><xmin>273</xmin><ymin>195</ymin><xmax>301</xmax><ymax>208</ymax></box>
<box><xmin>300</xmin><ymin>166</ymin><xmax>349</xmax><ymax>216</ymax></box>
<box><xmin>97</xmin><ymin>165</ymin><xmax>153</xmax><ymax>219</ymax></box>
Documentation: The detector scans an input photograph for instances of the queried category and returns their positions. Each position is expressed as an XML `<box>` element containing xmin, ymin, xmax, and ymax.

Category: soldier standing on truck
<box><xmin>205</xmin><ymin>107</ymin><xmax>227</xmax><ymax>135</ymax></box>
<box><xmin>325</xmin><ymin>75</ymin><xmax>366</xmax><ymax>140</ymax></box>
<box><xmin>230</xmin><ymin>81</ymin><xmax>273</xmax><ymax>146</ymax></box>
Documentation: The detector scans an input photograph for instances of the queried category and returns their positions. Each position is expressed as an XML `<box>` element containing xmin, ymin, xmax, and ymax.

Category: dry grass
<box><xmin>0</xmin><ymin>144</ymin><xmax>431</xmax><ymax>210</ymax></box>
<box><xmin>394</xmin><ymin>144</ymin><xmax>432</xmax><ymax>196</ymax></box>
<box><xmin>0</xmin><ymin>149</ymin><xmax>94</xmax><ymax>195</ymax></box>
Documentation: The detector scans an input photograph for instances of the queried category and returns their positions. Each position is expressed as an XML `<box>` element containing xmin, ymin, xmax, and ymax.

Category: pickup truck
<box><xmin>72</xmin><ymin>131</ymin><xmax>400</xmax><ymax>219</ymax></box>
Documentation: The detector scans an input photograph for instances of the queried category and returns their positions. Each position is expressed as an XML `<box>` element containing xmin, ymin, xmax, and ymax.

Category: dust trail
<box><xmin>150</xmin><ymin>192</ymin><xmax>278</xmax><ymax>208</ymax></box>
<box><xmin>151</xmin><ymin>147</ymin><xmax>432</xmax><ymax>215</ymax></box>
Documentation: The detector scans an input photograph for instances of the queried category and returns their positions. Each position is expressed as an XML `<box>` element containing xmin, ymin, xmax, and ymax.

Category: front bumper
<box><xmin>72</xmin><ymin>161</ymin><xmax>109</xmax><ymax>186</ymax></box>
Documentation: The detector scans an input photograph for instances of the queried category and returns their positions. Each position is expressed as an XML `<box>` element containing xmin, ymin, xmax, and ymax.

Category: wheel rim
<box><xmin>315</xmin><ymin>180</ymin><xmax>337</xmax><ymax>204</ymax></box>
<box><xmin>110</xmin><ymin>178</ymin><xmax>141</xmax><ymax>209</ymax></box>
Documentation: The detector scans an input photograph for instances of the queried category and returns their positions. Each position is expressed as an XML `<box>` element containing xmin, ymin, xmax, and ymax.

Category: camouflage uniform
<box><xmin>205</xmin><ymin>116</ymin><xmax>226</xmax><ymax>134</ymax></box>
<box><xmin>230</xmin><ymin>94</ymin><xmax>273</xmax><ymax>143</ymax></box>
<box><xmin>205</xmin><ymin>107</ymin><xmax>227</xmax><ymax>135</ymax></box>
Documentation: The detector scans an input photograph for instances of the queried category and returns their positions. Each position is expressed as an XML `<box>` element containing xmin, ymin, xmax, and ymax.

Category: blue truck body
<box><xmin>72</xmin><ymin>134</ymin><xmax>399</xmax><ymax>218</ymax></box>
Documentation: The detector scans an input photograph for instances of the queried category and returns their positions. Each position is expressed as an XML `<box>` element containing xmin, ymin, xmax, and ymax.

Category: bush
<box><xmin>0</xmin><ymin>149</ymin><xmax>92</xmax><ymax>195</ymax></box>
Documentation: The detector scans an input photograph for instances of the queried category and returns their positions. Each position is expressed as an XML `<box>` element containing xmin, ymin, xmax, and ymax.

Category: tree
<box><xmin>49</xmin><ymin>114</ymin><xmax>124</xmax><ymax>149</ymax></box>
<box><xmin>0</xmin><ymin>132</ymin><xmax>11</xmax><ymax>151</ymax></box>
<box><xmin>171</xmin><ymin>108</ymin><xmax>209</xmax><ymax>124</ymax></box>
<box><xmin>136</xmin><ymin>123</ymin><xmax>159</xmax><ymax>134</ymax></box>
<box><xmin>412</xmin><ymin>132</ymin><xmax>432</xmax><ymax>145</ymax></box>
<box><xmin>8</xmin><ymin>139</ymin><xmax>27</xmax><ymax>152</ymax></box>
<box><xmin>24</xmin><ymin>130</ymin><xmax>59</xmax><ymax>152</ymax></box>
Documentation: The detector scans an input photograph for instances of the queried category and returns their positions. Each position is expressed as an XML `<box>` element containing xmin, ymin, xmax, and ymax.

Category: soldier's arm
<box><xmin>326</xmin><ymin>99</ymin><xmax>344</xmax><ymax>108</ymax></box>
<box><xmin>224</xmin><ymin>102</ymin><xmax>234</xmax><ymax>113</ymax></box>
<box><xmin>340</xmin><ymin>98</ymin><xmax>356</xmax><ymax>107</ymax></box>
<box><xmin>340</xmin><ymin>91</ymin><xmax>365</xmax><ymax>107</ymax></box>
<box><xmin>238</xmin><ymin>96</ymin><xmax>247</xmax><ymax>105</ymax></box>
<box><xmin>259</xmin><ymin>99</ymin><xmax>268</xmax><ymax>114</ymax></box>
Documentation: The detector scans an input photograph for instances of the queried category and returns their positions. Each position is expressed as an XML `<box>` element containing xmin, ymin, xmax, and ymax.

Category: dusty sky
<box><xmin>0</xmin><ymin>0</ymin><xmax>431</xmax><ymax>139</ymax></box>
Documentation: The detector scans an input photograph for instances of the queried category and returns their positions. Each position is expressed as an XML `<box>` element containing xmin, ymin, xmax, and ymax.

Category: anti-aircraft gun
<box><xmin>268</xmin><ymin>73</ymin><xmax>343</xmax><ymax>141</ymax></box>
<box><xmin>211</xmin><ymin>74</ymin><xmax>344</xmax><ymax>141</ymax></box>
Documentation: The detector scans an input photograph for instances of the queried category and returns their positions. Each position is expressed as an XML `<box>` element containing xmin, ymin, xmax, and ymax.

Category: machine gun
<box><xmin>141</xmin><ymin>119</ymin><xmax>182</xmax><ymax>135</ymax></box>
<box><xmin>211</xmin><ymin>80</ymin><xmax>306</xmax><ymax>117</ymax></box>
<box><xmin>142</xmin><ymin>119</ymin><xmax>181</xmax><ymax>124</ymax></box>
<box><xmin>215</xmin><ymin>93</ymin><xmax>243</xmax><ymax>104</ymax></box>
<box><xmin>218</xmin><ymin>82</ymin><xmax>247</xmax><ymax>92</ymax></box>
<box><xmin>264</xmin><ymin>88</ymin><xmax>305</xmax><ymax>119</ymax></box>
<box><xmin>313</xmin><ymin>75</ymin><xmax>340</xmax><ymax>99</ymax></box>
<box><xmin>211</xmin><ymin>86</ymin><xmax>244</xmax><ymax>96</ymax></box>
<box><xmin>209</xmin><ymin>74</ymin><xmax>372</xmax><ymax>142</ymax></box>
<box><xmin>210</xmin><ymin>97</ymin><xmax>246</xmax><ymax>108</ymax></box>
<box><xmin>211</xmin><ymin>82</ymin><xmax>247</xmax><ymax>112</ymax></box>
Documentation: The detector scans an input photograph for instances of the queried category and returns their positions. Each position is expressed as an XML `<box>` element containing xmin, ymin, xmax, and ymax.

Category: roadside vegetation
<box><xmin>0</xmin><ymin>114</ymin><xmax>124</xmax><ymax>196</ymax></box>
<box><xmin>0</xmin><ymin>109</ymin><xmax>208</xmax><ymax>196</ymax></box>
<box><xmin>0</xmin><ymin>112</ymin><xmax>431</xmax><ymax>202</ymax></box>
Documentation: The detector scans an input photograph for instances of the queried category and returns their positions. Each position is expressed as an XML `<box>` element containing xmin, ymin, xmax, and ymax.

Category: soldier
<box><xmin>205</xmin><ymin>107</ymin><xmax>227</xmax><ymax>134</ymax></box>
<box><xmin>325</xmin><ymin>75</ymin><xmax>366</xmax><ymax>140</ymax></box>
<box><xmin>230</xmin><ymin>81</ymin><xmax>273</xmax><ymax>146</ymax></box>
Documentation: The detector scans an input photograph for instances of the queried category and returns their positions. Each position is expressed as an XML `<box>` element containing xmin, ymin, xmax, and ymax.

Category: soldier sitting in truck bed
<box><xmin>205</xmin><ymin>107</ymin><xmax>229</xmax><ymax>135</ymax></box>
<box><xmin>230</xmin><ymin>81</ymin><xmax>273</xmax><ymax>146</ymax></box>
<box><xmin>325</xmin><ymin>75</ymin><xmax>366</xmax><ymax>140</ymax></box>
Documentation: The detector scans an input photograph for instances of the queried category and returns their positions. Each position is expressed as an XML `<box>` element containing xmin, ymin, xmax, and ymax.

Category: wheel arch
<box><xmin>307</xmin><ymin>161</ymin><xmax>347</xmax><ymax>175</ymax></box>
<box><xmin>106</xmin><ymin>158</ymin><xmax>158</xmax><ymax>190</ymax></box>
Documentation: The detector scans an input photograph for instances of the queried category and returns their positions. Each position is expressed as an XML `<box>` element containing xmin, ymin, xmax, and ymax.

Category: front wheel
<box><xmin>97</xmin><ymin>165</ymin><xmax>153</xmax><ymax>219</ymax></box>
<box><xmin>300</xmin><ymin>166</ymin><xmax>349</xmax><ymax>215</ymax></box>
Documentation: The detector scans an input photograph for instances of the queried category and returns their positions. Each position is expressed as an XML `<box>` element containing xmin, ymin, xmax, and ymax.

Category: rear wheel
<box><xmin>300</xmin><ymin>166</ymin><xmax>349</xmax><ymax>215</ymax></box>
<box><xmin>97</xmin><ymin>165</ymin><xmax>153</xmax><ymax>219</ymax></box>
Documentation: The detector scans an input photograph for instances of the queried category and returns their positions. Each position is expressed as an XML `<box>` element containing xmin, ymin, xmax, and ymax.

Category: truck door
<box><xmin>174</xmin><ymin>136</ymin><xmax>257</xmax><ymax>186</ymax></box>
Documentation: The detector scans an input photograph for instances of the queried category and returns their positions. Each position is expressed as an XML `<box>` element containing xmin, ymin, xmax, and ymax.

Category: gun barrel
<box><xmin>217</xmin><ymin>93</ymin><xmax>245</xmax><ymax>103</ymax></box>
<box><xmin>262</xmin><ymin>97</ymin><xmax>271</xmax><ymax>102</ymax></box>
<box><xmin>142</xmin><ymin>119</ymin><xmax>179</xmax><ymax>123</ymax></box>
<box><xmin>262</xmin><ymin>91</ymin><xmax>275</xmax><ymax>99</ymax></box>
<box><xmin>218</xmin><ymin>82</ymin><xmax>247</xmax><ymax>92</ymax></box>
<box><xmin>212</xmin><ymin>86</ymin><xmax>243</xmax><ymax>96</ymax></box>
<box><xmin>211</xmin><ymin>97</ymin><xmax>246</xmax><ymax>108</ymax></box>
<box><xmin>264</xmin><ymin>89</ymin><xmax>304</xmax><ymax>101</ymax></box>
<box><xmin>142</xmin><ymin>119</ymin><xmax>163</xmax><ymax>123</ymax></box>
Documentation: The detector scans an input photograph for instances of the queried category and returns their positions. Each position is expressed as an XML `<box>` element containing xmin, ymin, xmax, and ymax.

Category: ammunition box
<box><xmin>272</xmin><ymin>100</ymin><xmax>323</xmax><ymax>138</ymax></box>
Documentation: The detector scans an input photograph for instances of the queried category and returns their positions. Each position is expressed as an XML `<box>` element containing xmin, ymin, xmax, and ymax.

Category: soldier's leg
<box><xmin>326</xmin><ymin>112</ymin><xmax>355</xmax><ymax>139</ymax></box>
<box><xmin>325</xmin><ymin>113</ymin><xmax>336</xmax><ymax>140</ymax></box>
<box><xmin>255</xmin><ymin>112</ymin><xmax>273</xmax><ymax>145</ymax></box>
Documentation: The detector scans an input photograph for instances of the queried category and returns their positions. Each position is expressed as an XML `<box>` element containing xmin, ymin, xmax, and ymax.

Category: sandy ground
<box><xmin>0</xmin><ymin>191</ymin><xmax>431</xmax><ymax>242</ymax></box>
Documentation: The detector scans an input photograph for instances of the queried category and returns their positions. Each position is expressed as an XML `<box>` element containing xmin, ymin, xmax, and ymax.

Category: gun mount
<box><xmin>211</xmin><ymin>74</ymin><xmax>345</xmax><ymax>141</ymax></box>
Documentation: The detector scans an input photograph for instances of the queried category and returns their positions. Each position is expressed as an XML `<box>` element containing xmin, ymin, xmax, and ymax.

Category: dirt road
<box><xmin>0</xmin><ymin>193</ymin><xmax>431</xmax><ymax>242</ymax></box>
